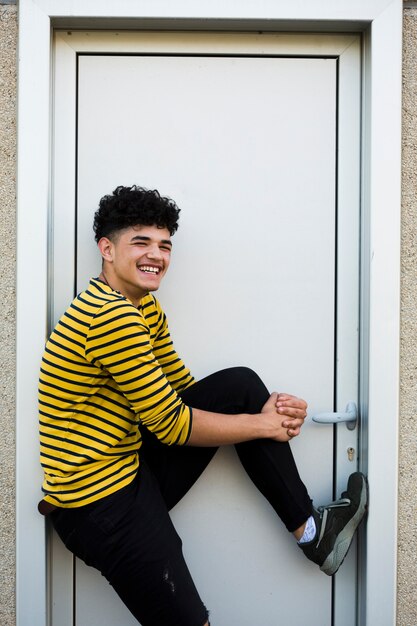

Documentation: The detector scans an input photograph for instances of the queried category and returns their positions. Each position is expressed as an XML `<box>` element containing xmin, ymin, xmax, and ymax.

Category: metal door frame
<box><xmin>17</xmin><ymin>2</ymin><xmax>402</xmax><ymax>625</ymax></box>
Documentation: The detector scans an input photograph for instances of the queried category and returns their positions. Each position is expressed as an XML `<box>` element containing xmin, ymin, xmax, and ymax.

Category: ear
<box><xmin>97</xmin><ymin>237</ymin><xmax>114</xmax><ymax>262</ymax></box>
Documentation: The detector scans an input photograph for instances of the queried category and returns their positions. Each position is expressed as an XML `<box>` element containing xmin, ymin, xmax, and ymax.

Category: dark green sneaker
<box><xmin>299</xmin><ymin>472</ymin><xmax>368</xmax><ymax>576</ymax></box>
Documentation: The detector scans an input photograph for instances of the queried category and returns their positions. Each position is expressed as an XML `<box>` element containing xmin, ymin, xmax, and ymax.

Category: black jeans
<box><xmin>51</xmin><ymin>367</ymin><xmax>312</xmax><ymax>626</ymax></box>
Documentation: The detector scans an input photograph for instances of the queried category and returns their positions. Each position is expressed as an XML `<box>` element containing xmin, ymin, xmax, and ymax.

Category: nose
<box><xmin>146</xmin><ymin>243</ymin><xmax>162</xmax><ymax>261</ymax></box>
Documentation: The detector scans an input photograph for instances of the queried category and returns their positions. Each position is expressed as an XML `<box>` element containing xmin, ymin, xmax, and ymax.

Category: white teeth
<box><xmin>139</xmin><ymin>265</ymin><xmax>160</xmax><ymax>274</ymax></box>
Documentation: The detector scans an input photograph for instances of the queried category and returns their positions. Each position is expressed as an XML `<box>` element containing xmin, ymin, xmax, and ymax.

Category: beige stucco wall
<box><xmin>0</xmin><ymin>4</ymin><xmax>16</xmax><ymax>626</ymax></box>
<box><xmin>0</xmin><ymin>5</ymin><xmax>415</xmax><ymax>626</ymax></box>
<box><xmin>398</xmin><ymin>8</ymin><xmax>417</xmax><ymax>626</ymax></box>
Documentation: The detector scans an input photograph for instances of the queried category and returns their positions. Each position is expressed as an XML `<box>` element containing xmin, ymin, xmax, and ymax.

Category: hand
<box><xmin>275</xmin><ymin>393</ymin><xmax>308</xmax><ymax>439</ymax></box>
<box><xmin>260</xmin><ymin>392</ymin><xmax>295</xmax><ymax>442</ymax></box>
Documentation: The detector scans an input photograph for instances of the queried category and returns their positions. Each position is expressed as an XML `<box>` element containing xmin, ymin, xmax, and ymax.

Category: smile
<box><xmin>138</xmin><ymin>265</ymin><xmax>161</xmax><ymax>274</ymax></box>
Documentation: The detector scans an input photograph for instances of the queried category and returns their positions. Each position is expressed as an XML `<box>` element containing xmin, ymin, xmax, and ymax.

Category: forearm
<box><xmin>186</xmin><ymin>408</ymin><xmax>275</xmax><ymax>447</ymax></box>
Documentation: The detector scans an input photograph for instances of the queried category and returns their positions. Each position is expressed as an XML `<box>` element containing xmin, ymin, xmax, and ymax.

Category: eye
<box><xmin>160</xmin><ymin>245</ymin><xmax>172</xmax><ymax>252</ymax></box>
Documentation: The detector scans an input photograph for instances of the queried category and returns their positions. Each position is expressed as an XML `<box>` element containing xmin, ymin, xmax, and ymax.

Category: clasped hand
<box><xmin>261</xmin><ymin>392</ymin><xmax>308</xmax><ymax>442</ymax></box>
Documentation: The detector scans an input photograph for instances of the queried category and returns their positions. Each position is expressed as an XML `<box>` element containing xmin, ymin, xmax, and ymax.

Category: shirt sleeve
<box><xmin>84</xmin><ymin>299</ymin><xmax>192</xmax><ymax>446</ymax></box>
<box><xmin>152</xmin><ymin>298</ymin><xmax>195</xmax><ymax>393</ymax></box>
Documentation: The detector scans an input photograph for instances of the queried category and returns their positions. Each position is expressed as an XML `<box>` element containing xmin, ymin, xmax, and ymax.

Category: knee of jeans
<box><xmin>232</xmin><ymin>366</ymin><xmax>263</xmax><ymax>388</ymax></box>
<box><xmin>228</xmin><ymin>366</ymin><xmax>257</xmax><ymax>381</ymax></box>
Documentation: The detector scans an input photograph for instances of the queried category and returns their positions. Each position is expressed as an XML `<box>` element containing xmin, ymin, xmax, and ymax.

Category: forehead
<box><xmin>119</xmin><ymin>224</ymin><xmax>171</xmax><ymax>242</ymax></box>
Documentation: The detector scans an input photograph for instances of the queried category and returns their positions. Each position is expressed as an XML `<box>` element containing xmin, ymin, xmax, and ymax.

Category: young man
<box><xmin>38</xmin><ymin>185</ymin><xmax>368</xmax><ymax>626</ymax></box>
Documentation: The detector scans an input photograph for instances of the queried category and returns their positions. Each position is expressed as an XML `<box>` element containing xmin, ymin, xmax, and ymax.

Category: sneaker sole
<box><xmin>320</xmin><ymin>474</ymin><xmax>368</xmax><ymax>576</ymax></box>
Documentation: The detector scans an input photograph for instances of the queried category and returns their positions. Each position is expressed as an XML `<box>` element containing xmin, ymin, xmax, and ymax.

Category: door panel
<box><xmin>75</xmin><ymin>53</ymin><xmax>336</xmax><ymax>626</ymax></box>
<box><xmin>50</xmin><ymin>30</ymin><xmax>361</xmax><ymax>623</ymax></box>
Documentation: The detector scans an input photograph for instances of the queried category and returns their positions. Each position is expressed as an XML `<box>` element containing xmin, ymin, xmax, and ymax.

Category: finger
<box><xmin>264</xmin><ymin>391</ymin><xmax>279</xmax><ymax>409</ymax></box>
<box><xmin>282</xmin><ymin>418</ymin><xmax>305</xmax><ymax>429</ymax></box>
<box><xmin>287</xmin><ymin>427</ymin><xmax>301</xmax><ymax>438</ymax></box>
<box><xmin>277</xmin><ymin>402</ymin><xmax>307</xmax><ymax>413</ymax></box>
<box><xmin>276</xmin><ymin>397</ymin><xmax>308</xmax><ymax>411</ymax></box>
<box><xmin>277</xmin><ymin>406</ymin><xmax>307</xmax><ymax>416</ymax></box>
<box><xmin>277</xmin><ymin>393</ymin><xmax>304</xmax><ymax>403</ymax></box>
<box><xmin>277</xmin><ymin>406</ymin><xmax>307</xmax><ymax>419</ymax></box>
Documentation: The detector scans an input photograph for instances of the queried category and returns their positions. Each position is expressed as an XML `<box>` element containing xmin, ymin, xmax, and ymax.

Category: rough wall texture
<box><xmin>0</xmin><ymin>4</ymin><xmax>16</xmax><ymax>626</ymax></box>
<box><xmin>399</xmin><ymin>9</ymin><xmax>417</xmax><ymax>626</ymax></box>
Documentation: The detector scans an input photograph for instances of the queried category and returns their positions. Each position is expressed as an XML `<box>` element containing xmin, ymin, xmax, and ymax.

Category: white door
<box><xmin>51</xmin><ymin>32</ymin><xmax>360</xmax><ymax>626</ymax></box>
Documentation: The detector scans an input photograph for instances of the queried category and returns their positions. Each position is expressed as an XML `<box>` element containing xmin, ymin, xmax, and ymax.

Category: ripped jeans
<box><xmin>51</xmin><ymin>367</ymin><xmax>312</xmax><ymax>626</ymax></box>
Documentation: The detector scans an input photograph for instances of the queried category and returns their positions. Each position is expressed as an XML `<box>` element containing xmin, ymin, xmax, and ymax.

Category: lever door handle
<box><xmin>312</xmin><ymin>402</ymin><xmax>357</xmax><ymax>431</ymax></box>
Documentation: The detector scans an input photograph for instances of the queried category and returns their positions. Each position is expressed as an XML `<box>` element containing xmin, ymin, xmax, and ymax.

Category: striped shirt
<box><xmin>39</xmin><ymin>278</ymin><xmax>194</xmax><ymax>507</ymax></box>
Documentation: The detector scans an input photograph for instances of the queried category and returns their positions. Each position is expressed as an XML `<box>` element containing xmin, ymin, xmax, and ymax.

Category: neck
<box><xmin>98</xmin><ymin>271</ymin><xmax>145</xmax><ymax>307</ymax></box>
<box><xmin>99</xmin><ymin>270</ymin><xmax>112</xmax><ymax>290</ymax></box>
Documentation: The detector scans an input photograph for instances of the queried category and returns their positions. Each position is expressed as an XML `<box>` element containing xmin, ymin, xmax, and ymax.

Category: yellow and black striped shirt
<box><xmin>39</xmin><ymin>278</ymin><xmax>194</xmax><ymax>507</ymax></box>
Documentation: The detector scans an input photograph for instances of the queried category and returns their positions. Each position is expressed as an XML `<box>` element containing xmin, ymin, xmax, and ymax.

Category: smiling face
<box><xmin>98</xmin><ymin>224</ymin><xmax>172</xmax><ymax>306</ymax></box>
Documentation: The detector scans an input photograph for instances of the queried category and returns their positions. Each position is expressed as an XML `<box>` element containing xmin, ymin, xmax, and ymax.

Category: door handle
<box><xmin>312</xmin><ymin>402</ymin><xmax>357</xmax><ymax>431</ymax></box>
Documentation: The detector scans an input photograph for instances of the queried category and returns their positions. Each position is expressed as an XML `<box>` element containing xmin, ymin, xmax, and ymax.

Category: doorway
<box><xmin>50</xmin><ymin>31</ymin><xmax>361</xmax><ymax>626</ymax></box>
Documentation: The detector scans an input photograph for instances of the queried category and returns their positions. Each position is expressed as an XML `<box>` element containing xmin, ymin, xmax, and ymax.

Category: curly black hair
<box><xmin>93</xmin><ymin>185</ymin><xmax>181</xmax><ymax>242</ymax></box>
